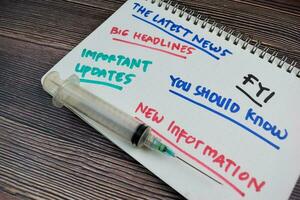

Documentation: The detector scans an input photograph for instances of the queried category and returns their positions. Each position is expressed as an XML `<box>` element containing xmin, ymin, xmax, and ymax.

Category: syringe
<box><xmin>42</xmin><ymin>71</ymin><xmax>176</xmax><ymax>157</ymax></box>
<box><xmin>42</xmin><ymin>71</ymin><xmax>222</xmax><ymax>184</ymax></box>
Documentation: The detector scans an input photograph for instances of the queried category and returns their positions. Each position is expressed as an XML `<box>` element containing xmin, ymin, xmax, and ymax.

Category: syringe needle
<box><xmin>176</xmin><ymin>156</ymin><xmax>222</xmax><ymax>185</ymax></box>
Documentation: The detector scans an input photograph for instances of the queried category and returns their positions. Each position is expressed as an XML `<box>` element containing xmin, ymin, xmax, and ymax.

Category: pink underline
<box><xmin>134</xmin><ymin>117</ymin><xmax>245</xmax><ymax>197</ymax></box>
<box><xmin>112</xmin><ymin>38</ymin><xmax>187</xmax><ymax>59</ymax></box>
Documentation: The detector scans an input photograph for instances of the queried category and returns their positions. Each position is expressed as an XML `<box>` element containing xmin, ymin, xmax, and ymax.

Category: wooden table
<box><xmin>0</xmin><ymin>0</ymin><xmax>299</xmax><ymax>199</ymax></box>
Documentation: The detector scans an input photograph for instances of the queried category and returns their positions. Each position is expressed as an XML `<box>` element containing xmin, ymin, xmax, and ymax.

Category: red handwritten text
<box><xmin>134</xmin><ymin>101</ymin><xmax>267</xmax><ymax>197</ymax></box>
<box><xmin>110</xmin><ymin>26</ymin><xmax>196</xmax><ymax>58</ymax></box>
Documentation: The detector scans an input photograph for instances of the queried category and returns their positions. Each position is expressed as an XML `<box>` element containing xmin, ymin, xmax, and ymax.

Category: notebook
<box><xmin>41</xmin><ymin>0</ymin><xmax>300</xmax><ymax>199</ymax></box>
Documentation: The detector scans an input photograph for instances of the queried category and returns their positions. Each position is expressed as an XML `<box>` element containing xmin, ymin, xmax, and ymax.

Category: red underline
<box><xmin>112</xmin><ymin>38</ymin><xmax>187</xmax><ymax>59</ymax></box>
<box><xmin>134</xmin><ymin>117</ymin><xmax>245</xmax><ymax>197</ymax></box>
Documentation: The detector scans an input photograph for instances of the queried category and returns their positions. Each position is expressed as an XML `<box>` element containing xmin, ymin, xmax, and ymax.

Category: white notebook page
<box><xmin>42</xmin><ymin>0</ymin><xmax>300</xmax><ymax>199</ymax></box>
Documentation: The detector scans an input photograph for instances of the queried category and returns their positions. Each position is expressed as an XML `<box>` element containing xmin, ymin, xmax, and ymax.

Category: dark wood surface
<box><xmin>0</xmin><ymin>0</ymin><xmax>299</xmax><ymax>199</ymax></box>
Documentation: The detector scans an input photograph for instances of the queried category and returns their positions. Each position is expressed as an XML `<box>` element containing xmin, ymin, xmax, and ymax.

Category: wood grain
<box><xmin>0</xmin><ymin>0</ymin><xmax>299</xmax><ymax>199</ymax></box>
<box><xmin>0</xmin><ymin>191</ymin><xmax>24</xmax><ymax>200</ymax></box>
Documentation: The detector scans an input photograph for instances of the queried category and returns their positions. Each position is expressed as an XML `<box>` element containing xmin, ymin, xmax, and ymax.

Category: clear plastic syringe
<box><xmin>42</xmin><ymin>71</ymin><xmax>176</xmax><ymax>157</ymax></box>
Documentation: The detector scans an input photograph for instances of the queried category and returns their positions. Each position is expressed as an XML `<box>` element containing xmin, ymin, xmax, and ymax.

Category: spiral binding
<box><xmin>146</xmin><ymin>0</ymin><xmax>300</xmax><ymax>78</ymax></box>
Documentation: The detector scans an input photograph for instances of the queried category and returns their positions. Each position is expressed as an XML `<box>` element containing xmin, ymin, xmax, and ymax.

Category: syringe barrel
<box><xmin>43</xmin><ymin>71</ymin><xmax>142</xmax><ymax>143</ymax></box>
<box><xmin>43</xmin><ymin>72</ymin><xmax>176</xmax><ymax>157</ymax></box>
